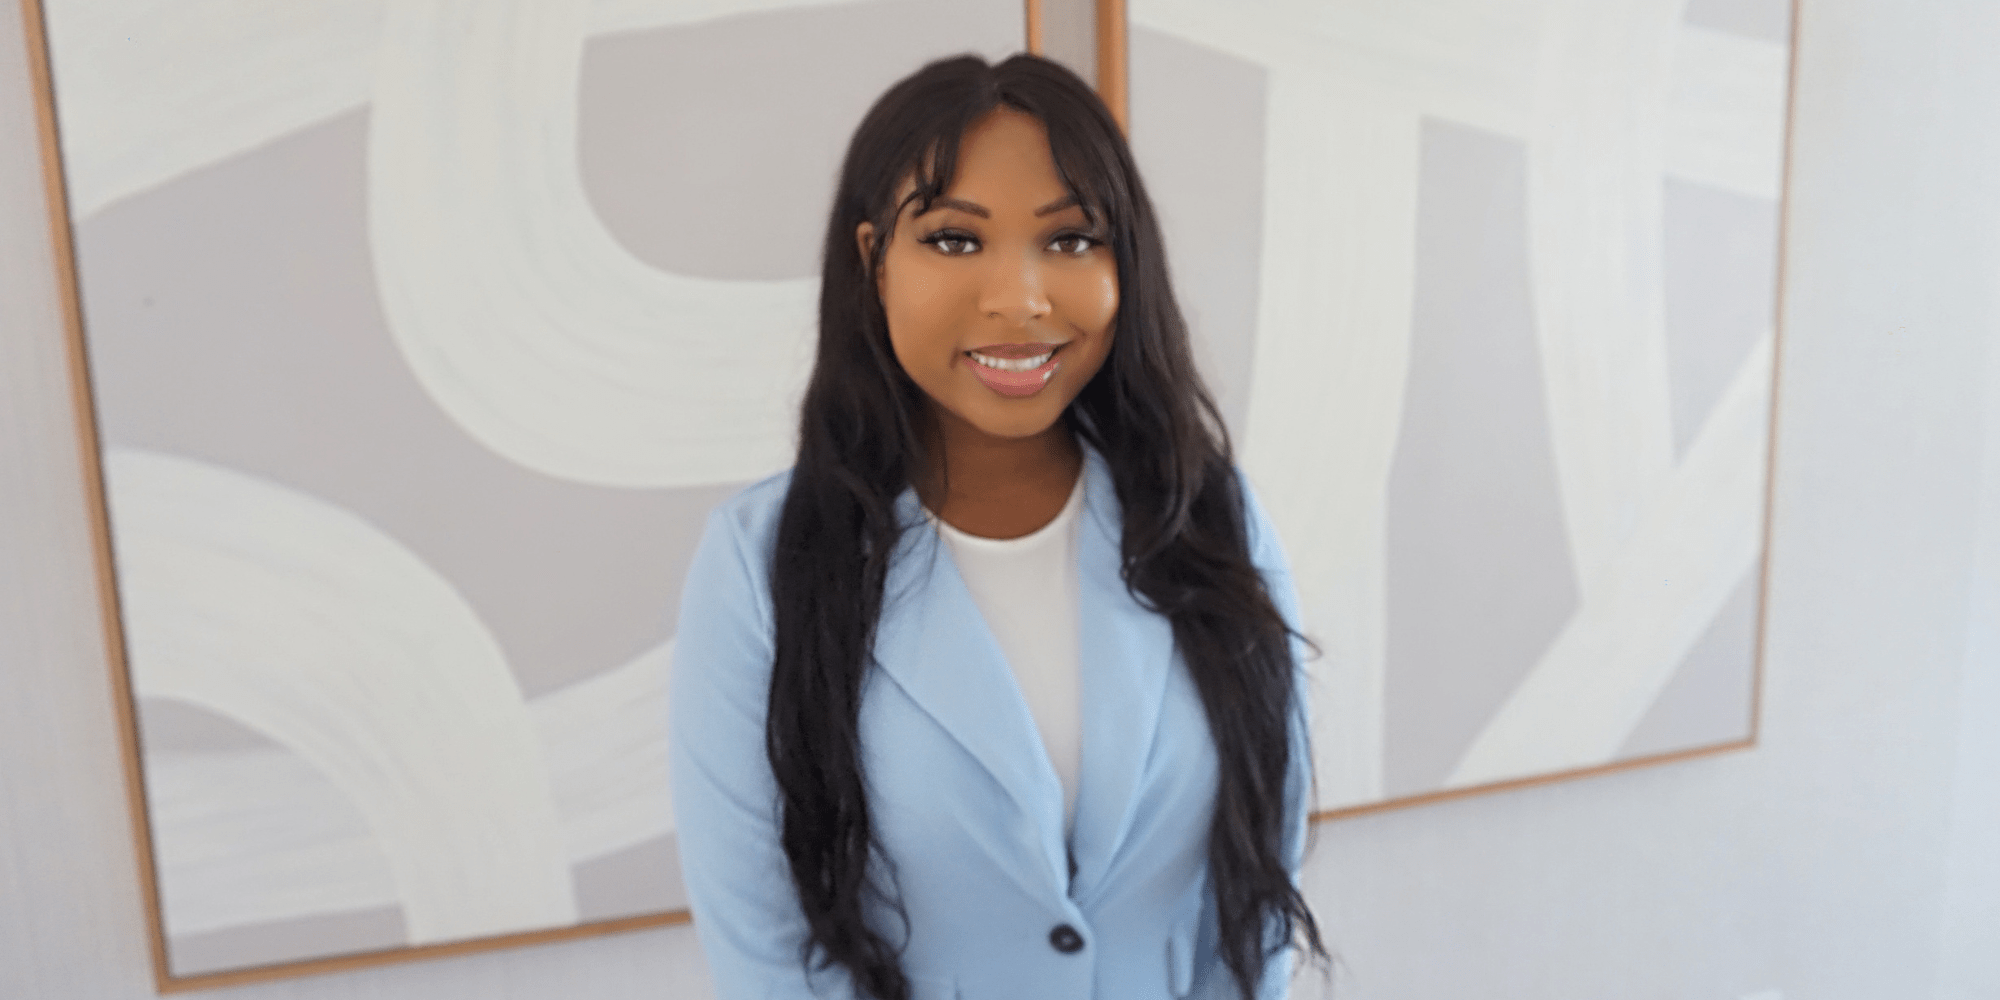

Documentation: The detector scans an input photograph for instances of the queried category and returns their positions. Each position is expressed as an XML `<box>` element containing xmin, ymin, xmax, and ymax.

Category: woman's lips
<box><xmin>964</xmin><ymin>343</ymin><xmax>1063</xmax><ymax>398</ymax></box>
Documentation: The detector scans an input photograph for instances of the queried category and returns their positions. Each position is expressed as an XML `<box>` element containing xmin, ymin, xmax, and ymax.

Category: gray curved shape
<box><xmin>1125</xmin><ymin>26</ymin><xmax>1265</xmax><ymax>440</ymax></box>
<box><xmin>1385</xmin><ymin>118</ymin><xmax>1579</xmax><ymax>799</ymax></box>
<box><xmin>1618</xmin><ymin>565</ymin><xmax>1760</xmax><ymax>759</ymax></box>
<box><xmin>1662</xmin><ymin>178</ymin><xmax>1781</xmax><ymax>459</ymax></box>
<box><xmin>580</xmin><ymin>0</ymin><xmax>1022</xmax><ymax>282</ymax></box>
<box><xmin>75</xmin><ymin>110</ymin><xmax>735</xmax><ymax>698</ymax></box>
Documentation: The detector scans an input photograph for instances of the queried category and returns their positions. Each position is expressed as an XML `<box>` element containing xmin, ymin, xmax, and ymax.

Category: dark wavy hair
<box><xmin>765</xmin><ymin>52</ymin><xmax>1323</xmax><ymax>1000</ymax></box>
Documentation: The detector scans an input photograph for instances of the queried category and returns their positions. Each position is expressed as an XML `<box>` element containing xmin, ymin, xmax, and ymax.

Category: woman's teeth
<box><xmin>968</xmin><ymin>350</ymin><xmax>1054</xmax><ymax>372</ymax></box>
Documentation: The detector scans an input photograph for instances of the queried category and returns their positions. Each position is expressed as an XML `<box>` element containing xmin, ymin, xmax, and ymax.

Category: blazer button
<box><xmin>1048</xmin><ymin>924</ymin><xmax>1085</xmax><ymax>954</ymax></box>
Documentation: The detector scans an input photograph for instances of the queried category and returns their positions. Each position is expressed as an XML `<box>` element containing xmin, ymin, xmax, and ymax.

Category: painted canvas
<box><xmin>1126</xmin><ymin>0</ymin><xmax>1791</xmax><ymax>813</ymax></box>
<box><xmin>33</xmin><ymin>0</ymin><xmax>1023</xmax><ymax>985</ymax></box>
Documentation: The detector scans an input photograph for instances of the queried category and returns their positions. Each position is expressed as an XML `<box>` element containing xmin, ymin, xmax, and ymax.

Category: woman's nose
<box><xmin>979</xmin><ymin>251</ymin><xmax>1052</xmax><ymax>325</ymax></box>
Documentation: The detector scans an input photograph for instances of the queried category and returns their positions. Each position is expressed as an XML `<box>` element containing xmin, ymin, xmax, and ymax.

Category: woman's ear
<box><xmin>855</xmin><ymin>221</ymin><xmax>876</xmax><ymax>269</ymax></box>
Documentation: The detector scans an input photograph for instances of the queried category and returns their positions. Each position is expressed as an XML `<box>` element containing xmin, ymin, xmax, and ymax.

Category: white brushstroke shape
<box><xmin>42</xmin><ymin>0</ymin><xmax>382</xmax><ymax>219</ymax></box>
<box><xmin>588</xmin><ymin>0</ymin><xmax>861</xmax><ymax>35</ymax></box>
<box><xmin>141</xmin><ymin>641</ymin><xmax>676</xmax><ymax>934</ymax></box>
<box><xmin>144</xmin><ymin>742</ymin><xmax>395</xmax><ymax>937</ymax></box>
<box><xmin>107</xmin><ymin>448</ymin><xmax>577</xmax><ymax>943</ymax></box>
<box><xmin>532</xmin><ymin>639</ymin><xmax>676</xmax><ymax>863</ymax></box>
<box><xmin>45</xmin><ymin>0</ymin><xmax>868</xmax><ymax>219</ymax></box>
<box><xmin>1663</xmin><ymin>25</ymin><xmax>1791</xmax><ymax>201</ymax></box>
<box><xmin>1524</xmin><ymin>0</ymin><xmax>1682</xmax><ymax>590</ymax></box>
<box><xmin>1237</xmin><ymin>76</ymin><xmax>1420</xmax><ymax>812</ymax></box>
<box><xmin>366</xmin><ymin>0</ymin><xmax>819</xmax><ymax>487</ymax></box>
<box><xmin>1133</xmin><ymin>0</ymin><xmax>1546</xmax><ymax>139</ymax></box>
<box><xmin>1448</xmin><ymin>333</ymin><xmax>1772</xmax><ymax>787</ymax></box>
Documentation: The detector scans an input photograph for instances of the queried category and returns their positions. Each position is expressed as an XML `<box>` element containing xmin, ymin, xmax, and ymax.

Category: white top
<box><xmin>929</xmin><ymin>474</ymin><xmax>1085</xmax><ymax>832</ymax></box>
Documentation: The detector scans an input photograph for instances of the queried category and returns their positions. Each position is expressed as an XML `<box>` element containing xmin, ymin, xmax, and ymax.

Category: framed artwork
<box><xmin>25</xmin><ymin>0</ymin><xmax>1028</xmax><ymax>989</ymax></box>
<box><xmin>1118</xmin><ymin>0</ymin><xmax>1795</xmax><ymax>815</ymax></box>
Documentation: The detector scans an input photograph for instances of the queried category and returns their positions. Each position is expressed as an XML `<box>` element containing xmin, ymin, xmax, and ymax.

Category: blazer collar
<box><xmin>873</xmin><ymin>446</ymin><xmax>1176</xmax><ymax>903</ymax></box>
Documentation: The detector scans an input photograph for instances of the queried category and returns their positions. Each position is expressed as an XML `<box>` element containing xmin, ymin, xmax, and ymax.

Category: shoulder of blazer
<box><xmin>680</xmin><ymin>467</ymin><xmax>793</xmax><ymax>637</ymax></box>
<box><xmin>706</xmin><ymin>467</ymin><xmax>794</xmax><ymax>558</ymax></box>
<box><xmin>1233</xmin><ymin>468</ymin><xmax>1288</xmax><ymax>579</ymax></box>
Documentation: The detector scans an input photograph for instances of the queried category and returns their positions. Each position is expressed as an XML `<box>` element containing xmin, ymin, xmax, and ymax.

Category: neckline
<box><xmin>927</xmin><ymin>470</ymin><xmax>1087</xmax><ymax>548</ymax></box>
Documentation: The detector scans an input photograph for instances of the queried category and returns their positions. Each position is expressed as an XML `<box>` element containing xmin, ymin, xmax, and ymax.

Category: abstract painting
<box><xmin>1125</xmin><ymin>0</ymin><xmax>1791</xmax><ymax>813</ymax></box>
<box><xmin>31</xmin><ymin>0</ymin><xmax>1023</xmax><ymax>986</ymax></box>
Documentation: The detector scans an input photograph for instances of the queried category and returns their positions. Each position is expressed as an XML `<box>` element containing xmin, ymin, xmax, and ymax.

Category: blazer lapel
<box><xmin>871</xmin><ymin>490</ymin><xmax>1070</xmax><ymax>891</ymax></box>
<box><xmin>1067</xmin><ymin>449</ymin><xmax>1177</xmax><ymax>903</ymax></box>
<box><xmin>867</xmin><ymin>449</ymin><xmax>1178</xmax><ymax>904</ymax></box>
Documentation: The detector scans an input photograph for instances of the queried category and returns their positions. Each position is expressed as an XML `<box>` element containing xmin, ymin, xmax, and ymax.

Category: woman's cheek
<box><xmin>1072</xmin><ymin>263</ymin><xmax>1119</xmax><ymax>334</ymax></box>
<box><xmin>882</xmin><ymin>267</ymin><xmax>949</xmax><ymax>371</ymax></box>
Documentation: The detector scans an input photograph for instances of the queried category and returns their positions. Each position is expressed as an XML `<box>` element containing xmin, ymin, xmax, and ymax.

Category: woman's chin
<box><xmin>938</xmin><ymin>396</ymin><xmax>1071</xmax><ymax>443</ymax></box>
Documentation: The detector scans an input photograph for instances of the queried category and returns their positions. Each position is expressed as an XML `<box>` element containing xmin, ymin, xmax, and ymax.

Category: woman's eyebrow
<box><xmin>929</xmin><ymin>197</ymin><xmax>989</xmax><ymax>218</ymax></box>
<box><xmin>1033</xmin><ymin>194</ymin><xmax>1080</xmax><ymax>216</ymax></box>
<box><xmin>920</xmin><ymin>194</ymin><xmax>1082</xmax><ymax>219</ymax></box>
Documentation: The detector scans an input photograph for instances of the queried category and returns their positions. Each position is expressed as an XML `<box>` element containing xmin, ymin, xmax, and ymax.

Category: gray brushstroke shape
<box><xmin>1386</xmin><ymin>119</ymin><xmax>1580</xmax><ymax>799</ymax></box>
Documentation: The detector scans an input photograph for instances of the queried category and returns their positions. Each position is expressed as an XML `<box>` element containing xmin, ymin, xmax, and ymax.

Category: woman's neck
<box><xmin>920</xmin><ymin>408</ymin><xmax>1082</xmax><ymax>539</ymax></box>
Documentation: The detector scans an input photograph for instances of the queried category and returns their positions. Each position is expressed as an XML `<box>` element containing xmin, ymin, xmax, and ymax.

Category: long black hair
<box><xmin>766</xmin><ymin>53</ymin><xmax>1324</xmax><ymax>1000</ymax></box>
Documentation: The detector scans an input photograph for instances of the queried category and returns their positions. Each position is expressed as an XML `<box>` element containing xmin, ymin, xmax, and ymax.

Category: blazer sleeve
<box><xmin>669</xmin><ymin>505</ymin><xmax>859</xmax><ymax>1000</ymax></box>
<box><xmin>1240</xmin><ymin>474</ymin><xmax>1315</xmax><ymax>1000</ymax></box>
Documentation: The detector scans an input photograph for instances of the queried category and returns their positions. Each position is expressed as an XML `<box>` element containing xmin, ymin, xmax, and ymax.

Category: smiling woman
<box><xmin>668</xmin><ymin>54</ymin><xmax>1325</xmax><ymax>1000</ymax></box>
<box><xmin>861</xmin><ymin>106</ymin><xmax>1119</xmax><ymax>537</ymax></box>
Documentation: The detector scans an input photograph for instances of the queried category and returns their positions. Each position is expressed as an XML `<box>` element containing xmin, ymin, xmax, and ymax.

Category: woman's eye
<box><xmin>920</xmin><ymin>231</ymin><xmax>979</xmax><ymax>255</ymax></box>
<box><xmin>1049</xmin><ymin>233</ymin><xmax>1100</xmax><ymax>254</ymax></box>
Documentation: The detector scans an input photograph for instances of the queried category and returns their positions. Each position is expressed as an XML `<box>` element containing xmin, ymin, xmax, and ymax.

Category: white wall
<box><xmin>4</xmin><ymin>3</ymin><xmax>1998</xmax><ymax>1000</ymax></box>
<box><xmin>1934</xmin><ymin>0</ymin><xmax>2000</xmax><ymax>983</ymax></box>
<box><xmin>1937</xmin><ymin>298</ymin><xmax>2000</xmax><ymax>999</ymax></box>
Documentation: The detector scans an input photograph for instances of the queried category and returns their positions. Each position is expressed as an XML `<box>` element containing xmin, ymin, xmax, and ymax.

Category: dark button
<box><xmin>1049</xmin><ymin>924</ymin><xmax>1085</xmax><ymax>954</ymax></box>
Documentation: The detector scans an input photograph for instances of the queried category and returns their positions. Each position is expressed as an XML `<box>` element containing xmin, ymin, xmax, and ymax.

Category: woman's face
<box><xmin>859</xmin><ymin>108</ymin><xmax>1119</xmax><ymax>443</ymax></box>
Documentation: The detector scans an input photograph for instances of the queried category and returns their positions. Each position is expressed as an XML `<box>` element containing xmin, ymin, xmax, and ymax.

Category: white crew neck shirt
<box><xmin>928</xmin><ymin>474</ymin><xmax>1086</xmax><ymax>832</ymax></box>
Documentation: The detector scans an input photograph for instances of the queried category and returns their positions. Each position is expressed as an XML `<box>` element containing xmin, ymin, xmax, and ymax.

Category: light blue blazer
<box><xmin>669</xmin><ymin>446</ymin><xmax>1311</xmax><ymax>1000</ymax></box>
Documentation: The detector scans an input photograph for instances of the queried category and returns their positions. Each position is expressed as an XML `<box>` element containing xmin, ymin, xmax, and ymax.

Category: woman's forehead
<box><xmin>886</xmin><ymin>113</ymin><xmax>1107</xmax><ymax>223</ymax></box>
<box><xmin>893</xmin><ymin>174</ymin><xmax>1093</xmax><ymax>222</ymax></box>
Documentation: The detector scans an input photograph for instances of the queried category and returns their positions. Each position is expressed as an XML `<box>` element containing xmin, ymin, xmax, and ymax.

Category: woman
<box><xmin>669</xmin><ymin>53</ymin><xmax>1323</xmax><ymax>1000</ymax></box>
